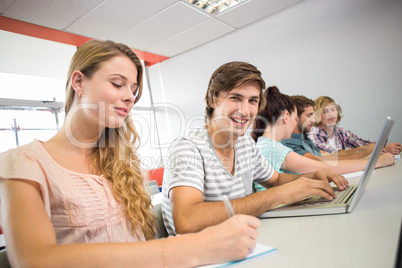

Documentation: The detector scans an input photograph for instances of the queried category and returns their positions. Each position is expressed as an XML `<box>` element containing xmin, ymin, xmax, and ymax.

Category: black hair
<box><xmin>251</xmin><ymin>86</ymin><xmax>295</xmax><ymax>141</ymax></box>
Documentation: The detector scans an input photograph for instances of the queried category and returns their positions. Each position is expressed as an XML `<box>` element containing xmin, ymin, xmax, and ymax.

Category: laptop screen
<box><xmin>347</xmin><ymin>116</ymin><xmax>394</xmax><ymax>212</ymax></box>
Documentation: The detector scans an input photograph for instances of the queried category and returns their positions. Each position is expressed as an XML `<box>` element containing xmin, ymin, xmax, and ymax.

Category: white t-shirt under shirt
<box><xmin>328</xmin><ymin>136</ymin><xmax>336</xmax><ymax>148</ymax></box>
<box><xmin>161</xmin><ymin>126</ymin><xmax>275</xmax><ymax>235</ymax></box>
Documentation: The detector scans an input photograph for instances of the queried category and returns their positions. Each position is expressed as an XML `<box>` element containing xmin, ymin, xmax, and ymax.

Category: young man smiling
<box><xmin>162</xmin><ymin>62</ymin><xmax>348</xmax><ymax>235</ymax></box>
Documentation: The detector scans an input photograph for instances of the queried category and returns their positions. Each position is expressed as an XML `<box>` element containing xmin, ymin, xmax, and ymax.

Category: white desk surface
<box><xmin>1</xmin><ymin>159</ymin><xmax>400</xmax><ymax>267</ymax></box>
<box><xmin>235</xmin><ymin>158</ymin><xmax>402</xmax><ymax>268</ymax></box>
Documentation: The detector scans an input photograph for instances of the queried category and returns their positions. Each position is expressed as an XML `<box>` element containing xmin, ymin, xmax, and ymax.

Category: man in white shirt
<box><xmin>162</xmin><ymin>62</ymin><xmax>348</xmax><ymax>235</ymax></box>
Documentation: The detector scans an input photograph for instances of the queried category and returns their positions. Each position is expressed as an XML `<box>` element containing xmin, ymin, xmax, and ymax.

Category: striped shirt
<box><xmin>161</xmin><ymin>126</ymin><xmax>274</xmax><ymax>235</ymax></box>
<box><xmin>308</xmin><ymin>125</ymin><xmax>373</xmax><ymax>153</ymax></box>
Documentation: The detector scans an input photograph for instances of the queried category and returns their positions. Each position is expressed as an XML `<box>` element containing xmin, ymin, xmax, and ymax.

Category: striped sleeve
<box><xmin>164</xmin><ymin>138</ymin><xmax>205</xmax><ymax>196</ymax></box>
<box><xmin>243</xmin><ymin>136</ymin><xmax>275</xmax><ymax>183</ymax></box>
<box><xmin>253</xmin><ymin>151</ymin><xmax>275</xmax><ymax>182</ymax></box>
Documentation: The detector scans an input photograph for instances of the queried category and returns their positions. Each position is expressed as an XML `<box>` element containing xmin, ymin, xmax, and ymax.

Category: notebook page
<box><xmin>197</xmin><ymin>243</ymin><xmax>277</xmax><ymax>268</ymax></box>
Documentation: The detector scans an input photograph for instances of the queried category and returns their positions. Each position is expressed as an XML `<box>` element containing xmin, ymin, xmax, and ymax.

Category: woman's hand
<box><xmin>195</xmin><ymin>214</ymin><xmax>261</xmax><ymax>265</ymax></box>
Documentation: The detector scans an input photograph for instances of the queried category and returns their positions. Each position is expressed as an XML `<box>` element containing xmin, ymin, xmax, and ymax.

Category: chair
<box><xmin>150</xmin><ymin>191</ymin><xmax>168</xmax><ymax>239</ymax></box>
<box><xmin>0</xmin><ymin>249</ymin><xmax>10</xmax><ymax>268</ymax></box>
<box><xmin>148</xmin><ymin>167</ymin><xmax>164</xmax><ymax>188</ymax></box>
<box><xmin>153</xmin><ymin>201</ymin><xmax>169</xmax><ymax>239</ymax></box>
<box><xmin>146</xmin><ymin>180</ymin><xmax>160</xmax><ymax>195</ymax></box>
<box><xmin>142</xmin><ymin>174</ymin><xmax>167</xmax><ymax>239</ymax></box>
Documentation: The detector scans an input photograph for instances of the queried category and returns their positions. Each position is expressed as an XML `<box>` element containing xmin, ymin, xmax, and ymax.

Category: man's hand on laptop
<box><xmin>273</xmin><ymin>176</ymin><xmax>337</xmax><ymax>204</ymax></box>
<box><xmin>310</xmin><ymin>169</ymin><xmax>349</xmax><ymax>191</ymax></box>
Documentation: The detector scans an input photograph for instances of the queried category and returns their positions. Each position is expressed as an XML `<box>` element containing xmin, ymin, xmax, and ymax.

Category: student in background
<box><xmin>0</xmin><ymin>40</ymin><xmax>261</xmax><ymax>267</ymax></box>
<box><xmin>162</xmin><ymin>62</ymin><xmax>348</xmax><ymax>236</ymax></box>
<box><xmin>282</xmin><ymin>95</ymin><xmax>376</xmax><ymax>160</ymax></box>
<box><xmin>308</xmin><ymin>96</ymin><xmax>402</xmax><ymax>155</ymax></box>
<box><xmin>251</xmin><ymin>87</ymin><xmax>394</xmax><ymax>179</ymax></box>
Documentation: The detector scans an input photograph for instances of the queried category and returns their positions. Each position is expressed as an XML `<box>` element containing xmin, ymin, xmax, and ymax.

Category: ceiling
<box><xmin>0</xmin><ymin>0</ymin><xmax>304</xmax><ymax>59</ymax></box>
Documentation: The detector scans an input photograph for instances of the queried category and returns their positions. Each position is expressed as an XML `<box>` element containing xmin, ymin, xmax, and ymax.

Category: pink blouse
<box><xmin>0</xmin><ymin>140</ymin><xmax>145</xmax><ymax>244</ymax></box>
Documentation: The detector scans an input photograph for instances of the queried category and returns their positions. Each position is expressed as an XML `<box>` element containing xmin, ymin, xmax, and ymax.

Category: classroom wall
<box><xmin>148</xmin><ymin>0</ymin><xmax>402</xmax><ymax>160</ymax></box>
<box><xmin>0</xmin><ymin>30</ymin><xmax>76</xmax><ymax>79</ymax></box>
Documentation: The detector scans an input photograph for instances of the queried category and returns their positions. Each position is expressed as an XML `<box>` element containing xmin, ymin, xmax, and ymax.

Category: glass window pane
<box><xmin>0</xmin><ymin>109</ymin><xmax>64</xmax><ymax>151</ymax></box>
<box><xmin>131</xmin><ymin>109</ymin><xmax>163</xmax><ymax>169</ymax></box>
<box><xmin>0</xmin><ymin>72</ymin><xmax>66</xmax><ymax>102</ymax></box>
<box><xmin>0</xmin><ymin>62</ymin><xmax>162</xmax><ymax>170</ymax></box>
<box><xmin>134</xmin><ymin>60</ymin><xmax>151</xmax><ymax>107</ymax></box>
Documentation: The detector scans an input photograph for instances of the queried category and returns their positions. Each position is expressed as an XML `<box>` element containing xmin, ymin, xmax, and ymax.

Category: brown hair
<box><xmin>314</xmin><ymin>96</ymin><xmax>343</xmax><ymax>125</ymax></box>
<box><xmin>291</xmin><ymin>95</ymin><xmax>315</xmax><ymax>117</ymax></box>
<box><xmin>65</xmin><ymin>40</ymin><xmax>156</xmax><ymax>239</ymax></box>
<box><xmin>251</xmin><ymin>86</ymin><xmax>296</xmax><ymax>141</ymax></box>
<box><xmin>204</xmin><ymin>61</ymin><xmax>266</xmax><ymax>122</ymax></box>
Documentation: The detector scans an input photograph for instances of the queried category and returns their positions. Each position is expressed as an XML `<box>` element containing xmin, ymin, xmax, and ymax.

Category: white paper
<box><xmin>197</xmin><ymin>243</ymin><xmax>277</xmax><ymax>268</ymax></box>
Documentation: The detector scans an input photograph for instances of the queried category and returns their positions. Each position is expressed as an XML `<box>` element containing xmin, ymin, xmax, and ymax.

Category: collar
<box><xmin>291</xmin><ymin>133</ymin><xmax>303</xmax><ymax>139</ymax></box>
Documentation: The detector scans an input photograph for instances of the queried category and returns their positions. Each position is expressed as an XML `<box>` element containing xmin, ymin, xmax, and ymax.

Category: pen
<box><xmin>222</xmin><ymin>195</ymin><xmax>235</xmax><ymax>217</ymax></box>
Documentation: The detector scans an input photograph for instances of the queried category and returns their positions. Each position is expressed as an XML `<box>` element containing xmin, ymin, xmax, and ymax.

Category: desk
<box><xmin>237</xmin><ymin>159</ymin><xmax>402</xmax><ymax>268</ymax></box>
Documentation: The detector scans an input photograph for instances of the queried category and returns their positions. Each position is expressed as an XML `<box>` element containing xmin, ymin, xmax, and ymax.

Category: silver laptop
<box><xmin>259</xmin><ymin>116</ymin><xmax>394</xmax><ymax>218</ymax></box>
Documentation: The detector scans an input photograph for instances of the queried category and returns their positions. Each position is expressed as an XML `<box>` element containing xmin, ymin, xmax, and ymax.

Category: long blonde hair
<box><xmin>65</xmin><ymin>40</ymin><xmax>156</xmax><ymax>239</ymax></box>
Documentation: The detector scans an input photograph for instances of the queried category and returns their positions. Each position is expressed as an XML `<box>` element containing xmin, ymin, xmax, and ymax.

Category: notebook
<box><xmin>259</xmin><ymin>116</ymin><xmax>394</xmax><ymax>218</ymax></box>
<box><xmin>197</xmin><ymin>243</ymin><xmax>277</xmax><ymax>268</ymax></box>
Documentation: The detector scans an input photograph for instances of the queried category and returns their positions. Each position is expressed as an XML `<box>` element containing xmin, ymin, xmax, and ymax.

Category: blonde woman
<box><xmin>309</xmin><ymin>96</ymin><xmax>401</xmax><ymax>155</ymax></box>
<box><xmin>0</xmin><ymin>40</ymin><xmax>260</xmax><ymax>267</ymax></box>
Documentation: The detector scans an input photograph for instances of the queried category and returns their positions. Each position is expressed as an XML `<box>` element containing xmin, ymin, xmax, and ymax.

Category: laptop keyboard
<box><xmin>297</xmin><ymin>186</ymin><xmax>356</xmax><ymax>207</ymax></box>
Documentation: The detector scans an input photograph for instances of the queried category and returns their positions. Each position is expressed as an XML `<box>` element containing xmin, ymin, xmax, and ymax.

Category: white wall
<box><xmin>0</xmin><ymin>30</ymin><xmax>76</xmax><ymax>79</ymax></box>
<box><xmin>148</xmin><ymin>0</ymin><xmax>402</xmax><ymax>159</ymax></box>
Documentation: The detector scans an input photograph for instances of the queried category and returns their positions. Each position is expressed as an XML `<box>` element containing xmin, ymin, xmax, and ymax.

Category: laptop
<box><xmin>259</xmin><ymin>116</ymin><xmax>394</xmax><ymax>218</ymax></box>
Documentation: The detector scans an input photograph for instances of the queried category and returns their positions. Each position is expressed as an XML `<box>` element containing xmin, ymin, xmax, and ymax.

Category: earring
<box><xmin>78</xmin><ymin>92</ymin><xmax>82</xmax><ymax>98</ymax></box>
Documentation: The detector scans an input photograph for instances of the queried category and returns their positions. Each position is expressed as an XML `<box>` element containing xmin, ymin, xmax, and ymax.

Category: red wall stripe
<box><xmin>0</xmin><ymin>16</ymin><xmax>169</xmax><ymax>66</ymax></box>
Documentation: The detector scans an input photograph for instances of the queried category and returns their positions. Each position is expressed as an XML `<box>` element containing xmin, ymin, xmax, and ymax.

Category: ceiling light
<box><xmin>186</xmin><ymin>0</ymin><xmax>249</xmax><ymax>15</ymax></box>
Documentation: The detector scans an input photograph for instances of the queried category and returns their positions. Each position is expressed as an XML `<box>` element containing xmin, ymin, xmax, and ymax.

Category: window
<box><xmin>0</xmin><ymin>72</ymin><xmax>66</xmax><ymax>152</ymax></box>
<box><xmin>132</xmin><ymin>63</ymin><xmax>164</xmax><ymax>169</ymax></box>
<box><xmin>0</xmin><ymin>67</ymin><xmax>163</xmax><ymax>169</ymax></box>
<box><xmin>0</xmin><ymin>31</ymin><xmax>163</xmax><ymax>169</ymax></box>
